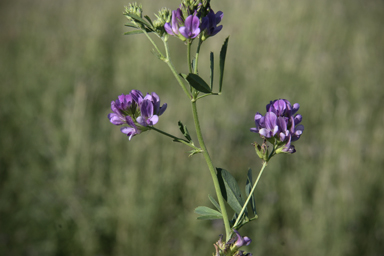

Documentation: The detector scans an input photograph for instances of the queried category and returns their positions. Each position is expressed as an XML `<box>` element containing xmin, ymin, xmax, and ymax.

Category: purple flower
<box><xmin>164</xmin><ymin>8</ymin><xmax>184</xmax><ymax>36</ymax></box>
<box><xmin>233</xmin><ymin>230</ymin><xmax>251</xmax><ymax>248</ymax></box>
<box><xmin>108</xmin><ymin>90</ymin><xmax>167</xmax><ymax>140</ymax></box>
<box><xmin>201</xmin><ymin>9</ymin><xmax>223</xmax><ymax>40</ymax></box>
<box><xmin>179</xmin><ymin>13</ymin><xmax>201</xmax><ymax>39</ymax></box>
<box><xmin>108</xmin><ymin>93</ymin><xmax>138</xmax><ymax>125</ymax></box>
<box><xmin>120</xmin><ymin>116</ymin><xmax>140</xmax><ymax>140</ymax></box>
<box><xmin>164</xmin><ymin>8</ymin><xmax>201</xmax><ymax>40</ymax></box>
<box><xmin>258</xmin><ymin>112</ymin><xmax>279</xmax><ymax>138</ymax></box>
<box><xmin>214</xmin><ymin>230</ymin><xmax>251</xmax><ymax>256</ymax></box>
<box><xmin>251</xmin><ymin>99</ymin><xmax>304</xmax><ymax>153</ymax></box>
<box><xmin>234</xmin><ymin>251</ymin><xmax>252</xmax><ymax>256</ymax></box>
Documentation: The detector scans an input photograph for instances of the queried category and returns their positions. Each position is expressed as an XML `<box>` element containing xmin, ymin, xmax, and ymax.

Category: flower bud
<box><xmin>124</xmin><ymin>2</ymin><xmax>143</xmax><ymax>19</ymax></box>
<box><xmin>154</xmin><ymin>8</ymin><xmax>172</xmax><ymax>37</ymax></box>
<box><xmin>253</xmin><ymin>141</ymin><xmax>269</xmax><ymax>162</ymax></box>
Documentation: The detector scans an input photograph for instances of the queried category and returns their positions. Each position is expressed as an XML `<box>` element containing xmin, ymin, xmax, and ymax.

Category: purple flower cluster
<box><xmin>250</xmin><ymin>99</ymin><xmax>304</xmax><ymax>153</ymax></box>
<box><xmin>164</xmin><ymin>6</ymin><xmax>223</xmax><ymax>41</ymax></box>
<box><xmin>214</xmin><ymin>230</ymin><xmax>252</xmax><ymax>256</ymax></box>
<box><xmin>108</xmin><ymin>90</ymin><xmax>167</xmax><ymax>140</ymax></box>
<box><xmin>200</xmin><ymin>9</ymin><xmax>223</xmax><ymax>40</ymax></box>
<box><xmin>164</xmin><ymin>8</ymin><xmax>201</xmax><ymax>39</ymax></box>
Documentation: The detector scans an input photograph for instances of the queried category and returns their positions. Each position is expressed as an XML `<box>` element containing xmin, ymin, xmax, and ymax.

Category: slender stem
<box><xmin>191</xmin><ymin>100</ymin><xmax>232</xmax><ymax>240</ymax></box>
<box><xmin>193</xmin><ymin>38</ymin><xmax>202</xmax><ymax>74</ymax></box>
<box><xmin>148</xmin><ymin>126</ymin><xmax>200</xmax><ymax>150</ymax></box>
<box><xmin>142</xmin><ymin>30</ymin><xmax>164</xmax><ymax>58</ymax></box>
<box><xmin>195</xmin><ymin>92</ymin><xmax>219</xmax><ymax>101</ymax></box>
<box><xmin>163</xmin><ymin>40</ymin><xmax>192</xmax><ymax>99</ymax></box>
<box><xmin>187</xmin><ymin>40</ymin><xmax>193</xmax><ymax>74</ymax></box>
<box><xmin>232</xmin><ymin>161</ymin><xmax>268</xmax><ymax>230</ymax></box>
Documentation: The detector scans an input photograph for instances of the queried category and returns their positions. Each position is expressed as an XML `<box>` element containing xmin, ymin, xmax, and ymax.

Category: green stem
<box><xmin>148</xmin><ymin>126</ymin><xmax>200</xmax><ymax>151</ymax></box>
<box><xmin>191</xmin><ymin>100</ymin><xmax>232</xmax><ymax>241</ymax></box>
<box><xmin>187</xmin><ymin>40</ymin><xmax>193</xmax><ymax>74</ymax></box>
<box><xmin>163</xmin><ymin>40</ymin><xmax>192</xmax><ymax>99</ymax></box>
<box><xmin>232</xmin><ymin>161</ymin><xmax>268</xmax><ymax>231</ymax></box>
<box><xmin>142</xmin><ymin>30</ymin><xmax>164</xmax><ymax>58</ymax></box>
<box><xmin>193</xmin><ymin>38</ymin><xmax>202</xmax><ymax>74</ymax></box>
<box><xmin>195</xmin><ymin>92</ymin><xmax>219</xmax><ymax>101</ymax></box>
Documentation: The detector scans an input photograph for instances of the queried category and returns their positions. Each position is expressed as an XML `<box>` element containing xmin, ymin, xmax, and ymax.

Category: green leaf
<box><xmin>125</xmin><ymin>13</ymin><xmax>153</xmax><ymax>30</ymax></box>
<box><xmin>124</xmin><ymin>24</ymin><xmax>139</xmax><ymax>28</ymax></box>
<box><xmin>232</xmin><ymin>212</ymin><xmax>250</xmax><ymax>230</ymax></box>
<box><xmin>210</xmin><ymin>52</ymin><xmax>214</xmax><ymax>91</ymax></box>
<box><xmin>179</xmin><ymin>73</ymin><xmax>188</xmax><ymax>81</ymax></box>
<box><xmin>230</xmin><ymin>212</ymin><xmax>238</xmax><ymax>226</ymax></box>
<box><xmin>186</xmin><ymin>73</ymin><xmax>212</xmax><ymax>93</ymax></box>
<box><xmin>217</xmin><ymin>168</ymin><xmax>245</xmax><ymax>214</ymax></box>
<box><xmin>191</xmin><ymin>59</ymin><xmax>196</xmax><ymax>73</ymax></box>
<box><xmin>245</xmin><ymin>168</ymin><xmax>257</xmax><ymax>216</ymax></box>
<box><xmin>124</xmin><ymin>30</ymin><xmax>146</xmax><ymax>36</ymax></box>
<box><xmin>219</xmin><ymin>37</ymin><xmax>229</xmax><ymax>93</ymax></box>
<box><xmin>195</xmin><ymin>206</ymin><xmax>223</xmax><ymax>220</ymax></box>
<box><xmin>144</xmin><ymin>15</ymin><xmax>153</xmax><ymax>27</ymax></box>
<box><xmin>208</xmin><ymin>194</ymin><xmax>221</xmax><ymax>212</ymax></box>
<box><xmin>178</xmin><ymin>121</ymin><xmax>192</xmax><ymax>142</ymax></box>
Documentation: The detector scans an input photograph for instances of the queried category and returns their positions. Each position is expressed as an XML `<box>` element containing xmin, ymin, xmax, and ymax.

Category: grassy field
<box><xmin>1</xmin><ymin>0</ymin><xmax>384</xmax><ymax>255</ymax></box>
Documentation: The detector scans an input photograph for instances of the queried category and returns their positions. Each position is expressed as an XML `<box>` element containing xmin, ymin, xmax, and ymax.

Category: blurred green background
<box><xmin>1</xmin><ymin>0</ymin><xmax>384</xmax><ymax>255</ymax></box>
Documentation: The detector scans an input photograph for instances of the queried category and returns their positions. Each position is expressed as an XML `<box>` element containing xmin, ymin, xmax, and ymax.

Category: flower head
<box><xmin>214</xmin><ymin>230</ymin><xmax>251</xmax><ymax>256</ymax></box>
<box><xmin>164</xmin><ymin>8</ymin><xmax>201</xmax><ymax>40</ymax></box>
<box><xmin>234</xmin><ymin>230</ymin><xmax>251</xmax><ymax>248</ymax></box>
<box><xmin>164</xmin><ymin>2</ymin><xmax>224</xmax><ymax>41</ymax></box>
<box><xmin>164</xmin><ymin>8</ymin><xmax>184</xmax><ymax>37</ymax></box>
<box><xmin>251</xmin><ymin>99</ymin><xmax>304</xmax><ymax>154</ymax></box>
<box><xmin>153</xmin><ymin>8</ymin><xmax>172</xmax><ymax>37</ymax></box>
<box><xmin>200</xmin><ymin>9</ymin><xmax>223</xmax><ymax>40</ymax></box>
<box><xmin>179</xmin><ymin>13</ymin><xmax>201</xmax><ymax>39</ymax></box>
<box><xmin>108</xmin><ymin>90</ymin><xmax>167</xmax><ymax>140</ymax></box>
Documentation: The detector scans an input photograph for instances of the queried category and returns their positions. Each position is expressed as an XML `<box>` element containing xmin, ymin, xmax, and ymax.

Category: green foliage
<box><xmin>217</xmin><ymin>168</ymin><xmax>245</xmax><ymax>215</ymax></box>
<box><xmin>219</xmin><ymin>37</ymin><xmax>229</xmax><ymax>93</ymax></box>
<box><xmin>178</xmin><ymin>120</ymin><xmax>192</xmax><ymax>142</ymax></box>
<box><xmin>245</xmin><ymin>168</ymin><xmax>257</xmax><ymax>217</ymax></box>
<box><xmin>186</xmin><ymin>73</ymin><xmax>212</xmax><ymax>93</ymax></box>
<box><xmin>195</xmin><ymin>206</ymin><xmax>223</xmax><ymax>220</ymax></box>
<box><xmin>210</xmin><ymin>52</ymin><xmax>214</xmax><ymax>90</ymax></box>
<box><xmin>208</xmin><ymin>194</ymin><xmax>221</xmax><ymax>212</ymax></box>
<box><xmin>1</xmin><ymin>0</ymin><xmax>384</xmax><ymax>255</ymax></box>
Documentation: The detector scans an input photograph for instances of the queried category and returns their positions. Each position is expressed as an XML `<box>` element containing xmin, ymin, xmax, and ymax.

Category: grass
<box><xmin>1</xmin><ymin>0</ymin><xmax>384</xmax><ymax>255</ymax></box>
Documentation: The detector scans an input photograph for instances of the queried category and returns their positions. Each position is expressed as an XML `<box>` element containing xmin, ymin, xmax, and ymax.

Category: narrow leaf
<box><xmin>186</xmin><ymin>73</ymin><xmax>211</xmax><ymax>93</ymax></box>
<box><xmin>217</xmin><ymin>168</ymin><xmax>245</xmax><ymax>214</ymax></box>
<box><xmin>195</xmin><ymin>206</ymin><xmax>223</xmax><ymax>220</ymax></box>
<box><xmin>245</xmin><ymin>168</ymin><xmax>257</xmax><ymax>216</ymax></box>
<box><xmin>179</xmin><ymin>73</ymin><xmax>188</xmax><ymax>81</ymax></box>
<box><xmin>210</xmin><ymin>52</ymin><xmax>214</xmax><ymax>91</ymax></box>
<box><xmin>219</xmin><ymin>37</ymin><xmax>229</xmax><ymax>93</ymax></box>
<box><xmin>217</xmin><ymin>168</ymin><xmax>227</xmax><ymax>201</ymax></box>
<box><xmin>125</xmin><ymin>13</ymin><xmax>152</xmax><ymax>30</ymax></box>
<box><xmin>124</xmin><ymin>30</ymin><xmax>145</xmax><ymax>36</ymax></box>
<box><xmin>144</xmin><ymin>15</ymin><xmax>153</xmax><ymax>26</ymax></box>
<box><xmin>191</xmin><ymin>59</ymin><xmax>196</xmax><ymax>73</ymax></box>
<box><xmin>178</xmin><ymin>121</ymin><xmax>192</xmax><ymax>142</ymax></box>
<box><xmin>232</xmin><ymin>212</ymin><xmax>250</xmax><ymax>230</ymax></box>
<box><xmin>231</xmin><ymin>212</ymin><xmax>238</xmax><ymax>226</ymax></box>
<box><xmin>124</xmin><ymin>24</ymin><xmax>139</xmax><ymax>28</ymax></box>
<box><xmin>208</xmin><ymin>194</ymin><xmax>221</xmax><ymax>212</ymax></box>
<box><xmin>197</xmin><ymin>215</ymin><xmax>223</xmax><ymax>220</ymax></box>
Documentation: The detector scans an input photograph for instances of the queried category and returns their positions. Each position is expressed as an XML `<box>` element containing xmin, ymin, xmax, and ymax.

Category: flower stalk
<box><xmin>232</xmin><ymin>161</ymin><xmax>267</xmax><ymax>231</ymax></box>
<box><xmin>191</xmin><ymin>100</ymin><xmax>232</xmax><ymax>240</ymax></box>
